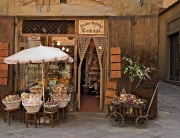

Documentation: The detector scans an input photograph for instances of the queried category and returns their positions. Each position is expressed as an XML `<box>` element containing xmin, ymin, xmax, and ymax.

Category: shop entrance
<box><xmin>78</xmin><ymin>39</ymin><xmax>100</xmax><ymax>112</ymax></box>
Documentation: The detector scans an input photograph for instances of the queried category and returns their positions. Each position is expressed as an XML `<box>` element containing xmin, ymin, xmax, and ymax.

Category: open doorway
<box><xmin>78</xmin><ymin>39</ymin><xmax>100</xmax><ymax>112</ymax></box>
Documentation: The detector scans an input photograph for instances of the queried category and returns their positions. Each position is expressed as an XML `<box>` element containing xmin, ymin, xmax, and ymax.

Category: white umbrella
<box><xmin>4</xmin><ymin>45</ymin><xmax>73</xmax><ymax>64</ymax></box>
<box><xmin>4</xmin><ymin>45</ymin><xmax>73</xmax><ymax>109</ymax></box>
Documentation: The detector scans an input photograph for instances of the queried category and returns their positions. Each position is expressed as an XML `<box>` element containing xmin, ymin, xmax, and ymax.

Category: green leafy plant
<box><xmin>122</xmin><ymin>57</ymin><xmax>156</xmax><ymax>87</ymax></box>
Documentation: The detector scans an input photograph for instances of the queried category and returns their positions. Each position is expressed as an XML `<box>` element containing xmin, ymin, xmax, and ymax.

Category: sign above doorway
<box><xmin>79</xmin><ymin>20</ymin><xmax>104</xmax><ymax>34</ymax></box>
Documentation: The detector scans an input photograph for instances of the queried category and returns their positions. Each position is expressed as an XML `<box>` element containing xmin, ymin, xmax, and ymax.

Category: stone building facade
<box><xmin>0</xmin><ymin>0</ymin><xmax>162</xmax><ymax>117</ymax></box>
<box><xmin>0</xmin><ymin>0</ymin><xmax>158</xmax><ymax>16</ymax></box>
<box><xmin>159</xmin><ymin>0</ymin><xmax>180</xmax><ymax>84</ymax></box>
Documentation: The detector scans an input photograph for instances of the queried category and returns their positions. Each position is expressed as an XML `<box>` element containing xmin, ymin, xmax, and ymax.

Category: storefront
<box><xmin>0</xmin><ymin>1</ymin><xmax>159</xmax><ymax>117</ymax></box>
<box><xmin>17</xmin><ymin>17</ymin><xmax>108</xmax><ymax>111</ymax></box>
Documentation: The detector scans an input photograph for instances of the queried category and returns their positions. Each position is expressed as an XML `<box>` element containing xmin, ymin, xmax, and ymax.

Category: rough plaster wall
<box><xmin>0</xmin><ymin>0</ymin><xmax>158</xmax><ymax>16</ymax></box>
<box><xmin>158</xmin><ymin>3</ymin><xmax>180</xmax><ymax>81</ymax></box>
<box><xmin>158</xmin><ymin>0</ymin><xmax>177</xmax><ymax>8</ymax></box>
<box><xmin>163</xmin><ymin>0</ymin><xmax>177</xmax><ymax>8</ymax></box>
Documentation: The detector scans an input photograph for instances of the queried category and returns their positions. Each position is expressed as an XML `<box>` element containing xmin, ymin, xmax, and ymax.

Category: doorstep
<box><xmin>66</xmin><ymin>112</ymin><xmax>108</xmax><ymax>119</ymax></box>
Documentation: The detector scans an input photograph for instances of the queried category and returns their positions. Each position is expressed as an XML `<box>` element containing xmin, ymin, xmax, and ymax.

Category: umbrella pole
<box><xmin>42</xmin><ymin>62</ymin><xmax>45</xmax><ymax>111</ymax></box>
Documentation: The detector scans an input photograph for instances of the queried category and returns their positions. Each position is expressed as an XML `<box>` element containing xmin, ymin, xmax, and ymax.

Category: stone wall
<box><xmin>158</xmin><ymin>0</ymin><xmax>178</xmax><ymax>8</ymax></box>
<box><xmin>0</xmin><ymin>0</ymin><xmax>158</xmax><ymax>16</ymax></box>
<box><xmin>158</xmin><ymin>2</ymin><xmax>180</xmax><ymax>81</ymax></box>
<box><xmin>162</xmin><ymin>0</ymin><xmax>177</xmax><ymax>8</ymax></box>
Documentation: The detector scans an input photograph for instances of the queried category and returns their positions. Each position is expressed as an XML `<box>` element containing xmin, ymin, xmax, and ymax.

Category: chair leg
<box><xmin>23</xmin><ymin>108</ymin><xmax>26</xmax><ymax>123</ymax></box>
<box><xmin>8</xmin><ymin>111</ymin><xmax>10</xmax><ymax>126</ymax></box>
<box><xmin>57</xmin><ymin>111</ymin><xmax>59</xmax><ymax>125</ymax></box>
<box><xmin>63</xmin><ymin>108</ymin><xmax>65</xmax><ymax>123</ymax></box>
<box><xmin>35</xmin><ymin>113</ymin><xmax>37</xmax><ymax>128</ymax></box>
<box><xmin>38</xmin><ymin>112</ymin><xmax>40</xmax><ymax>125</ymax></box>
<box><xmin>44</xmin><ymin>112</ymin><xmax>46</xmax><ymax>126</ymax></box>
<box><xmin>20</xmin><ymin>108</ymin><xmax>22</xmax><ymax>122</ymax></box>
<box><xmin>25</xmin><ymin>113</ymin><xmax>28</xmax><ymax>128</ymax></box>
<box><xmin>51</xmin><ymin>113</ymin><xmax>53</xmax><ymax>128</ymax></box>
<box><xmin>4</xmin><ymin>110</ymin><xmax>6</xmax><ymax>122</ymax></box>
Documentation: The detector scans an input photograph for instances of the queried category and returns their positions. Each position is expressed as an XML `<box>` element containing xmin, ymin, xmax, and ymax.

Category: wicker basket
<box><xmin>44</xmin><ymin>104</ymin><xmax>59</xmax><ymax>112</ymax></box>
<box><xmin>58</xmin><ymin>100</ymin><xmax>69</xmax><ymax>108</ymax></box>
<box><xmin>44</xmin><ymin>97</ymin><xmax>59</xmax><ymax>112</ymax></box>
<box><xmin>61</xmin><ymin>89</ymin><xmax>67</xmax><ymax>93</ymax></box>
<box><xmin>30</xmin><ymin>89</ymin><xmax>42</xmax><ymax>93</ymax></box>
<box><xmin>2</xmin><ymin>100</ymin><xmax>21</xmax><ymax>109</ymax></box>
<box><xmin>22</xmin><ymin>101</ymin><xmax>42</xmax><ymax>113</ymax></box>
<box><xmin>52</xmin><ymin>89</ymin><xmax>61</xmax><ymax>93</ymax></box>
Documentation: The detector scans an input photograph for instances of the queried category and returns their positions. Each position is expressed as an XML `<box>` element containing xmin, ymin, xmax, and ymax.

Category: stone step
<box><xmin>66</xmin><ymin>112</ymin><xmax>108</xmax><ymax>119</ymax></box>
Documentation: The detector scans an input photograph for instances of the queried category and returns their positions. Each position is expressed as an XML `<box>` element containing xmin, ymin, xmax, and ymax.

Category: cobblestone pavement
<box><xmin>0</xmin><ymin>82</ymin><xmax>180</xmax><ymax>138</ymax></box>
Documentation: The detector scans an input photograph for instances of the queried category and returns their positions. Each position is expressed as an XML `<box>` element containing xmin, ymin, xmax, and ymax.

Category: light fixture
<box><xmin>62</xmin><ymin>47</ymin><xmax>65</xmax><ymax>50</ymax></box>
<box><xmin>99</xmin><ymin>46</ymin><xmax>102</xmax><ymax>49</ymax></box>
<box><xmin>66</xmin><ymin>48</ymin><xmax>69</xmax><ymax>52</ymax></box>
<box><xmin>140</xmin><ymin>0</ymin><xmax>144</xmax><ymax>6</ymax></box>
<box><xmin>57</xmin><ymin>42</ymin><xmax>61</xmax><ymax>46</ymax></box>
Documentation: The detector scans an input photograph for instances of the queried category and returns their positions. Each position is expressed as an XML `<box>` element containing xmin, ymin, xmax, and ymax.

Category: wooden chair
<box><xmin>24</xmin><ymin>90</ymin><xmax>42</xmax><ymax>127</ymax></box>
<box><xmin>43</xmin><ymin>109</ymin><xmax>59</xmax><ymax>128</ymax></box>
<box><xmin>4</xmin><ymin>107</ymin><xmax>22</xmax><ymax>126</ymax></box>
<box><xmin>25</xmin><ymin>112</ymin><xmax>40</xmax><ymax>128</ymax></box>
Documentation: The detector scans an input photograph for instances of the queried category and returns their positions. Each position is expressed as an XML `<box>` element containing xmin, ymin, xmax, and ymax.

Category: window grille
<box><xmin>22</xmin><ymin>20</ymin><xmax>75</xmax><ymax>34</ymax></box>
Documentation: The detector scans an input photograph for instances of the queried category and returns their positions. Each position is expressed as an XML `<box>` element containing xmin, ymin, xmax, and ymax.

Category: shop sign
<box><xmin>79</xmin><ymin>20</ymin><xmax>104</xmax><ymax>34</ymax></box>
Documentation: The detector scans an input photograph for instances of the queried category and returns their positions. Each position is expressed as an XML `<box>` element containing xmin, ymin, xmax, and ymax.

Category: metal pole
<box><xmin>42</xmin><ymin>62</ymin><xmax>45</xmax><ymax>111</ymax></box>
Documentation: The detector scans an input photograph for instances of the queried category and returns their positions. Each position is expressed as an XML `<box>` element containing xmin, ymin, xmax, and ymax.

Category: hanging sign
<box><xmin>79</xmin><ymin>20</ymin><xmax>104</xmax><ymax>34</ymax></box>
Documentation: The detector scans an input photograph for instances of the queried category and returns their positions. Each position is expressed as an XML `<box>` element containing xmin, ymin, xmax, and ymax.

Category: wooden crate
<box><xmin>110</xmin><ymin>47</ymin><xmax>121</xmax><ymax>55</ymax></box>
<box><xmin>0</xmin><ymin>57</ymin><xmax>4</xmax><ymax>63</ymax></box>
<box><xmin>104</xmin><ymin>97</ymin><xmax>113</xmax><ymax>105</ymax></box>
<box><xmin>121</xmin><ymin>105</ymin><xmax>143</xmax><ymax>118</ymax></box>
<box><xmin>105</xmin><ymin>90</ymin><xmax>116</xmax><ymax>97</ymax></box>
<box><xmin>0</xmin><ymin>64</ymin><xmax>8</xmax><ymax>70</ymax></box>
<box><xmin>106</xmin><ymin>81</ymin><xmax>117</xmax><ymax>89</ymax></box>
<box><xmin>110</xmin><ymin>55</ymin><xmax>121</xmax><ymax>62</ymax></box>
<box><xmin>0</xmin><ymin>70</ymin><xmax>8</xmax><ymax>77</ymax></box>
<box><xmin>110</xmin><ymin>71</ymin><xmax>121</xmax><ymax>78</ymax></box>
<box><xmin>0</xmin><ymin>43</ymin><xmax>9</xmax><ymax>49</ymax></box>
<box><xmin>110</xmin><ymin>63</ymin><xmax>121</xmax><ymax>70</ymax></box>
<box><xmin>0</xmin><ymin>50</ymin><xmax>8</xmax><ymax>57</ymax></box>
<box><xmin>0</xmin><ymin>78</ymin><xmax>7</xmax><ymax>85</ymax></box>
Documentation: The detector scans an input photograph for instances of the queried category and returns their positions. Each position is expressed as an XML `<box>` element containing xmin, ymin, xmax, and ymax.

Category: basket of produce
<box><xmin>58</xmin><ymin>100</ymin><xmax>69</xmax><ymax>108</ymax></box>
<box><xmin>30</xmin><ymin>86</ymin><xmax>42</xmax><ymax>93</ymax></box>
<box><xmin>22</xmin><ymin>101</ymin><xmax>42</xmax><ymax>113</ymax></box>
<box><xmin>51</xmin><ymin>84</ymin><xmax>67</xmax><ymax>93</ymax></box>
<box><xmin>58</xmin><ymin>94</ymin><xmax>71</xmax><ymax>108</ymax></box>
<box><xmin>2</xmin><ymin>94</ymin><xmax>21</xmax><ymax>109</ymax></box>
<box><xmin>21</xmin><ymin>92</ymin><xmax>43</xmax><ymax>112</ymax></box>
<box><xmin>44</xmin><ymin>97</ymin><xmax>59</xmax><ymax>112</ymax></box>
<box><xmin>52</xmin><ymin>89</ymin><xmax>61</xmax><ymax>93</ymax></box>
